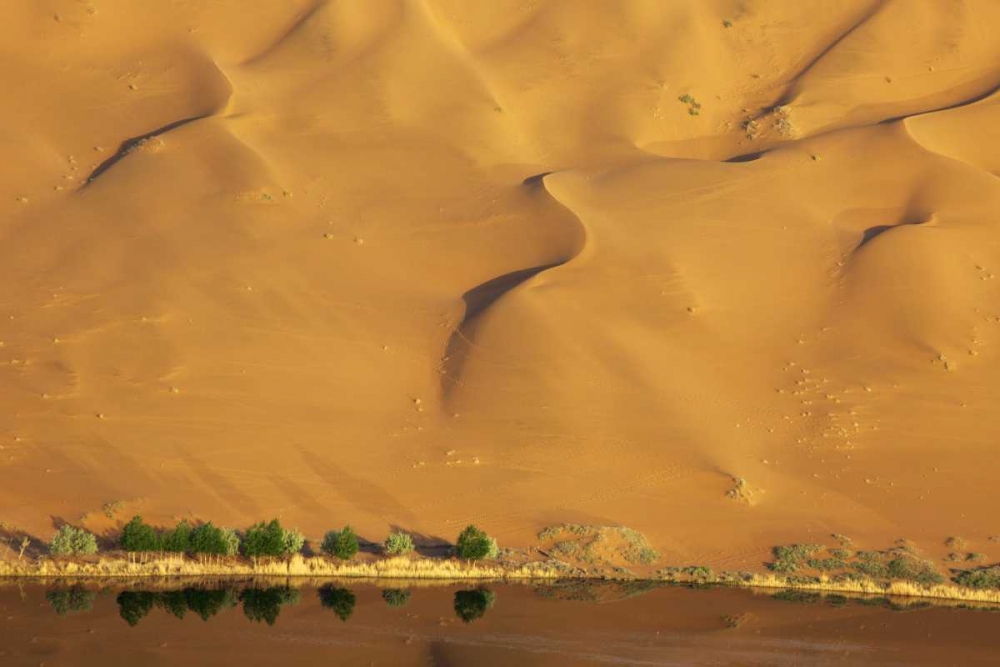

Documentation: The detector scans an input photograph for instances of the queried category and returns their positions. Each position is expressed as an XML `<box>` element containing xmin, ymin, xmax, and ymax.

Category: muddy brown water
<box><xmin>0</xmin><ymin>580</ymin><xmax>997</xmax><ymax>666</ymax></box>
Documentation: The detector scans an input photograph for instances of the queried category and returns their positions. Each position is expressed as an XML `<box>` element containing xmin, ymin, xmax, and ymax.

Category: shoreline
<box><xmin>3</xmin><ymin>555</ymin><xmax>999</xmax><ymax>607</ymax></box>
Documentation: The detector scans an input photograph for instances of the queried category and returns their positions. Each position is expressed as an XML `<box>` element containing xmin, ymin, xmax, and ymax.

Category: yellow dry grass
<box><xmin>741</xmin><ymin>573</ymin><xmax>1000</xmax><ymax>605</ymax></box>
<box><xmin>0</xmin><ymin>555</ymin><xmax>559</xmax><ymax>581</ymax></box>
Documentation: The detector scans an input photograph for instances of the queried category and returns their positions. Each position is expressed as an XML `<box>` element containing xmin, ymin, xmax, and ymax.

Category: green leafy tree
<box><xmin>220</xmin><ymin>528</ymin><xmax>241</xmax><ymax>556</ymax></box>
<box><xmin>381</xmin><ymin>588</ymin><xmax>411</xmax><ymax>608</ymax></box>
<box><xmin>453</xmin><ymin>589</ymin><xmax>496</xmax><ymax>623</ymax></box>
<box><xmin>49</xmin><ymin>525</ymin><xmax>98</xmax><ymax>556</ymax></box>
<box><xmin>282</xmin><ymin>528</ymin><xmax>305</xmax><ymax>556</ymax></box>
<box><xmin>383</xmin><ymin>531</ymin><xmax>414</xmax><ymax>556</ymax></box>
<box><xmin>318</xmin><ymin>585</ymin><xmax>356</xmax><ymax>621</ymax></box>
<box><xmin>120</xmin><ymin>516</ymin><xmax>161</xmax><ymax>556</ymax></box>
<box><xmin>455</xmin><ymin>525</ymin><xmax>497</xmax><ymax>561</ymax></box>
<box><xmin>321</xmin><ymin>526</ymin><xmax>359</xmax><ymax>560</ymax></box>
<box><xmin>161</xmin><ymin>520</ymin><xmax>192</xmax><ymax>554</ymax></box>
<box><xmin>243</xmin><ymin>520</ymin><xmax>286</xmax><ymax>559</ymax></box>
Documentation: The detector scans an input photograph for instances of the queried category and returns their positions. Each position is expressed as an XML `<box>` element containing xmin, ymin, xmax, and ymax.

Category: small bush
<box><xmin>49</xmin><ymin>525</ymin><xmax>98</xmax><ymax>556</ymax></box>
<box><xmin>953</xmin><ymin>566</ymin><xmax>1000</xmax><ymax>590</ymax></box>
<box><xmin>120</xmin><ymin>516</ymin><xmax>160</xmax><ymax>554</ymax></box>
<box><xmin>806</xmin><ymin>558</ymin><xmax>847</xmax><ymax>572</ymax></box>
<box><xmin>282</xmin><ymin>528</ymin><xmax>305</xmax><ymax>556</ymax></box>
<box><xmin>886</xmin><ymin>555</ymin><xmax>944</xmax><ymax>586</ymax></box>
<box><xmin>455</xmin><ymin>525</ymin><xmax>497</xmax><ymax>561</ymax></box>
<box><xmin>321</xmin><ymin>526</ymin><xmax>360</xmax><ymax>560</ymax></box>
<box><xmin>383</xmin><ymin>531</ymin><xmax>415</xmax><ymax>556</ymax></box>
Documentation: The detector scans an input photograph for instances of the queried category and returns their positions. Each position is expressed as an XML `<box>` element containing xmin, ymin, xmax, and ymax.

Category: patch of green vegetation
<box><xmin>50</xmin><ymin>525</ymin><xmax>98</xmax><ymax>556</ymax></box>
<box><xmin>321</xmin><ymin>526</ymin><xmax>359</xmax><ymax>560</ymax></box>
<box><xmin>102</xmin><ymin>500</ymin><xmax>124</xmax><ymax>519</ymax></box>
<box><xmin>769</xmin><ymin>544</ymin><xmax>822</xmax><ymax>573</ymax></box>
<box><xmin>455</xmin><ymin>525</ymin><xmax>498</xmax><ymax>561</ymax></box>
<box><xmin>886</xmin><ymin>555</ymin><xmax>944</xmax><ymax>586</ymax></box>
<box><xmin>678</xmin><ymin>94</ymin><xmax>702</xmax><ymax>116</ymax></box>
<box><xmin>806</xmin><ymin>557</ymin><xmax>847</xmax><ymax>572</ymax></box>
<box><xmin>953</xmin><ymin>566</ymin><xmax>1000</xmax><ymax>590</ymax></box>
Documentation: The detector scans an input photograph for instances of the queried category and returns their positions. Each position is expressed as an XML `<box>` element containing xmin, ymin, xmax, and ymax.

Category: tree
<box><xmin>120</xmin><ymin>516</ymin><xmax>160</xmax><ymax>559</ymax></box>
<box><xmin>282</xmin><ymin>528</ymin><xmax>305</xmax><ymax>556</ymax></box>
<box><xmin>454</xmin><ymin>589</ymin><xmax>495</xmax><ymax>623</ymax></box>
<box><xmin>383</xmin><ymin>531</ymin><xmax>414</xmax><ymax>556</ymax></box>
<box><xmin>321</xmin><ymin>526</ymin><xmax>359</xmax><ymax>560</ymax></box>
<box><xmin>455</xmin><ymin>525</ymin><xmax>497</xmax><ymax>561</ymax></box>
<box><xmin>161</xmin><ymin>520</ymin><xmax>192</xmax><ymax>554</ymax></box>
<box><xmin>242</xmin><ymin>520</ymin><xmax>285</xmax><ymax>560</ymax></box>
<box><xmin>220</xmin><ymin>528</ymin><xmax>241</xmax><ymax>556</ymax></box>
<box><xmin>318</xmin><ymin>585</ymin><xmax>356</xmax><ymax>621</ymax></box>
<box><xmin>49</xmin><ymin>525</ymin><xmax>98</xmax><ymax>556</ymax></box>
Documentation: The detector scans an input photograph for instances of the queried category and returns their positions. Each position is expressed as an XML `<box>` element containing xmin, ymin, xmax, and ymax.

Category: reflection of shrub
<box><xmin>384</xmin><ymin>531</ymin><xmax>415</xmax><ymax>556</ymax></box>
<box><xmin>240</xmin><ymin>586</ymin><xmax>300</xmax><ymax>626</ymax></box>
<box><xmin>318</xmin><ymin>585</ymin><xmax>356</xmax><ymax>621</ymax></box>
<box><xmin>453</xmin><ymin>589</ymin><xmax>495</xmax><ymax>623</ymax></box>
<box><xmin>46</xmin><ymin>586</ymin><xmax>96</xmax><ymax>615</ymax></box>
<box><xmin>185</xmin><ymin>588</ymin><xmax>238</xmax><ymax>620</ymax></box>
<box><xmin>381</xmin><ymin>588</ymin><xmax>411</xmax><ymax>608</ymax></box>
<box><xmin>49</xmin><ymin>525</ymin><xmax>98</xmax><ymax>556</ymax></box>
<box><xmin>117</xmin><ymin>591</ymin><xmax>157</xmax><ymax>626</ymax></box>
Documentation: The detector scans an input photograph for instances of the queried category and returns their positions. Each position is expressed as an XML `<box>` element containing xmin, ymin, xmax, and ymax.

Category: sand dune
<box><xmin>2</xmin><ymin>0</ymin><xmax>1000</xmax><ymax>571</ymax></box>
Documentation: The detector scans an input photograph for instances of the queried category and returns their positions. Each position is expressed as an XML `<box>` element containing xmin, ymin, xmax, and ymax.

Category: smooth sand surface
<box><xmin>2</xmin><ymin>1</ymin><xmax>1000</xmax><ymax>569</ymax></box>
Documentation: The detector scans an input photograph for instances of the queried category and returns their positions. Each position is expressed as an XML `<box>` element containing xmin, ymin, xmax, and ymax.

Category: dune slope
<box><xmin>2</xmin><ymin>0</ymin><xmax>1000</xmax><ymax>570</ymax></box>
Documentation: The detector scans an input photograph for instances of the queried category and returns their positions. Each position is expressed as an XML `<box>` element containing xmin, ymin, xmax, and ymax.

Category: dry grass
<box><xmin>741</xmin><ymin>573</ymin><xmax>1000</xmax><ymax>604</ymax></box>
<box><xmin>0</xmin><ymin>554</ymin><xmax>559</xmax><ymax>581</ymax></box>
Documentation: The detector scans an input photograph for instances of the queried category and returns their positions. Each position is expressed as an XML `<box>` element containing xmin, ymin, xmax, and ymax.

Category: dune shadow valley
<box><xmin>4</xmin><ymin>2</ymin><xmax>1000</xmax><ymax>662</ymax></box>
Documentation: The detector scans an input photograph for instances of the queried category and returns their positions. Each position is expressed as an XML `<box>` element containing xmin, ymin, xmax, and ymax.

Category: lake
<box><xmin>1</xmin><ymin>579</ymin><xmax>998</xmax><ymax>665</ymax></box>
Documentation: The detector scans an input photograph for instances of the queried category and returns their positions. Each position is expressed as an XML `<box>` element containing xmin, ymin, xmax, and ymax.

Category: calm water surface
<box><xmin>1</xmin><ymin>579</ymin><xmax>998</xmax><ymax>666</ymax></box>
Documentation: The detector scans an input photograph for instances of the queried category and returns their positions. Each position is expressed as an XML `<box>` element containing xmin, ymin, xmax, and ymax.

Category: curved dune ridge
<box><xmin>2</xmin><ymin>0</ymin><xmax>1000</xmax><ymax>572</ymax></box>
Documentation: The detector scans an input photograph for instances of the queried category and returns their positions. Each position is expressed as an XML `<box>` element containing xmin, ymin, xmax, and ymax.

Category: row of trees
<box><xmin>45</xmin><ymin>518</ymin><xmax>499</xmax><ymax>562</ymax></box>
